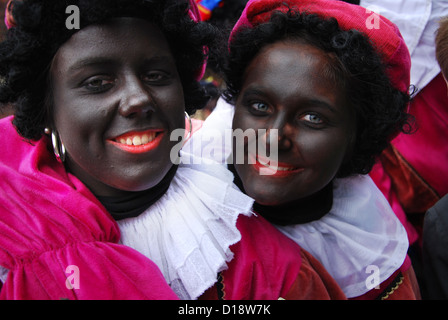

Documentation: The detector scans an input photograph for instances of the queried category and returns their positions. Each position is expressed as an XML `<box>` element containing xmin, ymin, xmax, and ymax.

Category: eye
<box><xmin>249</xmin><ymin>102</ymin><xmax>270</xmax><ymax>114</ymax></box>
<box><xmin>83</xmin><ymin>76</ymin><xmax>114</xmax><ymax>92</ymax></box>
<box><xmin>302</xmin><ymin>113</ymin><xmax>323</xmax><ymax>124</ymax></box>
<box><xmin>142</xmin><ymin>71</ymin><xmax>170</xmax><ymax>84</ymax></box>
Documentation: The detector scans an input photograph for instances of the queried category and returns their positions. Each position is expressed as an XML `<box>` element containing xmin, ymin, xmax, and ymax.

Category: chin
<box><xmin>109</xmin><ymin>170</ymin><xmax>169</xmax><ymax>192</ymax></box>
<box><xmin>244</xmin><ymin>185</ymin><xmax>286</xmax><ymax>207</ymax></box>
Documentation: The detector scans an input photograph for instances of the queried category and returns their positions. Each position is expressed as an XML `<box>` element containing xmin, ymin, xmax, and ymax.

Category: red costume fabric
<box><xmin>200</xmin><ymin>214</ymin><xmax>346</xmax><ymax>300</ymax></box>
<box><xmin>370</xmin><ymin>73</ymin><xmax>448</xmax><ymax>245</ymax></box>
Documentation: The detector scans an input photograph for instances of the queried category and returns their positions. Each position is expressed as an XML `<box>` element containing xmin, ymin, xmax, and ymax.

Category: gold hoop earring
<box><xmin>184</xmin><ymin>111</ymin><xmax>192</xmax><ymax>141</ymax></box>
<box><xmin>51</xmin><ymin>130</ymin><xmax>66</xmax><ymax>163</ymax></box>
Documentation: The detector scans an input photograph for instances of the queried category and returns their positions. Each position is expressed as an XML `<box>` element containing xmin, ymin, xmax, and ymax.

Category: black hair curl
<box><xmin>0</xmin><ymin>0</ymin><xmax>218</xmax><ymax>140</ymax></box>
<box><xmin>223</xmin><ymin>9</ymin><xmax>415</xmax><ymax>177</ymax></box>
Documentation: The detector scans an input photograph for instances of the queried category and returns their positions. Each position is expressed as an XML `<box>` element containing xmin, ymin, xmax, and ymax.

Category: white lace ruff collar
<box><xmin>117</xmin><ymin>151</ymin><xmax>254</xmax><ymax>300</ymax></box>
<box><xmin>276</xmin><ymin>174</ymin><xmax>409</xmax><ymax>298</ymax></box>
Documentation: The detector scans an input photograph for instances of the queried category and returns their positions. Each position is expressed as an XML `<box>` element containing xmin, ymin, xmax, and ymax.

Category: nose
<box><xmin>266</xmin><ymin>112</ymin><xmax>293</xmax><ymax>151</ymax></box>
<box><xmin>118</xmin><ymin>75</ymin><xmax>153</xmax><ymax>118</ymax></box>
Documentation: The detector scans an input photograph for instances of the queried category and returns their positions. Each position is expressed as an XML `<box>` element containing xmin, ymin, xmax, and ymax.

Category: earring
<box><xmin>184</xmin><ymin>111</ymin><xmax>192</xmax><ymax>142</ymax></box>
<box><xmin>50</xmin><ymin>130</ymin><xmax>66</xmax><ymax>163</ymax></box>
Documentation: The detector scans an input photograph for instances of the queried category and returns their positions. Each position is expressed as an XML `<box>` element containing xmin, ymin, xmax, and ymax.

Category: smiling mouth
<box><xmin>253</xmin><ymin>155</ymin><xmax>304</xmax><ymax>176</ymax></box>
<box><xmin>108</xmin><ymin>130</ymin><xmax>164</xmax><ymax>154</ymax></box>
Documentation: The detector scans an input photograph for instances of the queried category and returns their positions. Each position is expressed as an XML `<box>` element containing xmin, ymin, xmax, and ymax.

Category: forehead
<box><xmin>244</xmin><ymin>40</ymin><xmax>341</xmax><ymax>86</ymax></box>
<box><xmin>241</xmin><ymin>40</ymin><xmax>347</xmax><ymax>106</ymax></box>
<box><xmin>52</xmin><ymin>17</ymin><xmax>173</xmax><ymax>70</ymax></box>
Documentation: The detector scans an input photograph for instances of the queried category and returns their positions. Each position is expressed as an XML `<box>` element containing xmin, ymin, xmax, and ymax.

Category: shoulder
<box><xmin>0</xmin><ymin>116</ymin><xmax>22</xmax><ymax>148</ymax></box>
<box><xmin>0</xmin><ymin>115</ymin><xmax>46</xmax><ymax>169</ymax></box>
<box><xmin>0</xmin><ymin>115</ymin><xmax>14</xmax><ymax>130</ymax></box>
<box><xmin>219</xmin><ymin>214</ymin><xmax>346</xmax><ymax>299</ymax></box>
<box><xmin>283</xmin><ymin>248</ymin><xmax>347</xmax><ymax>300</ymax></box>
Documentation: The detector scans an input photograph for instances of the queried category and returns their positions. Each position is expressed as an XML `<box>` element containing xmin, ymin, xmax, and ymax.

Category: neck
<box><xmin>96</xmin><ymin>164</ymin><xmax>178</xmax><ymax>220</ymax></box>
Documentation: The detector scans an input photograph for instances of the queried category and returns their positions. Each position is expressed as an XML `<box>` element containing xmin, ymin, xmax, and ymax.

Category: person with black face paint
<box><xmin>196</xmin><ymin>0</ymin><xmax>420</xmax><ymax>299</ymax></box>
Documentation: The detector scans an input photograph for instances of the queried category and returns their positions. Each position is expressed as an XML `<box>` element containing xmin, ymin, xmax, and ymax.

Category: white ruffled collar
<box><xmin>276</xmin><ymin>174</ymin><xmax>409</xmax><ymax>298</ymax></box>
<box><xmin>117</xmin><ymin>151</ymin><xmax>254</xmax><ymax>300</ymax></box>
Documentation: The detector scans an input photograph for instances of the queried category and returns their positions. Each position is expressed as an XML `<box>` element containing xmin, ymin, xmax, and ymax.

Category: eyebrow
<box><xmin>304</xmin><ymin>99</ymin><xmax>338</xmax><ymax>114</ymax></box>
<box><xmin>67</xmin><ymin>57</ymin><xmax>115</xmax><ymax>73</ymax></box>
<box><xmin>240</xmin><ymin>87</ymin><xmax>266</xmax><ymax>99</ymax></box>
<box><xmin>67</xmin><ymin>55</ymin><xmax>175</xmax><ymax>73</ymax></box>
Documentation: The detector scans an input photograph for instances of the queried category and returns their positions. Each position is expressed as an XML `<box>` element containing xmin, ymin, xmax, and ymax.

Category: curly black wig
<box><xmin>223</xmin><ymin>9</ymin><xmax>415</xmax><ymax>177</ymax></box>
<box><xmin>0</xmin><ymin>0</ymin><xmax>218</xmax><ymax>140</ymax></box>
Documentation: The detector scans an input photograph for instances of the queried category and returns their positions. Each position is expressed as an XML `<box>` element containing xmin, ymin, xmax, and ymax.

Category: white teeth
<box><xmin>277</xmin><ymin>166</ymin><xmax>294</xmax><ymax>171</ymax></box>
<box><xmin>258</xmin><ymin>157</ymin><xmax>269</xmax><ymax>166</ymax></box>
<box><xmin>118</xmin><ymin>132</ymin><xmax>157</xmax><ymax>146</ymax></box>
<box><xmin>257</xmin><ymin>157</ymin><xmax>296</xmax><ymax>171</ymax></box>
<box><xmin>133</xmin><ymin>136</ymin><xmax>142</xmax><ymax>146</ymax></box>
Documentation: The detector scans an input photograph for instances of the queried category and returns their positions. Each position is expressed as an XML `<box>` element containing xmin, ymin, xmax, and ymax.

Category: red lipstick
<box><xmin>251</xmin><ymin>154</ymin><xmax>304</xmax><ymax>177</ymax></box>
<box><xmin>107</xmin><ymin>130</ymin><xmax>164</xmax><ymax>154</ymax></box>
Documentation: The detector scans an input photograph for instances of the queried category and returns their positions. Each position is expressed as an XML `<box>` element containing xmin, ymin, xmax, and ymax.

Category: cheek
<box><xmin>231</xmin><ymin>118</ymin><xmax>265</xmax><ymax>166</ymax></box>
<box><xmin>298</xmin><ymin>130</ymin><xmax>350</xmax><ymax>177</ymax></box>
<box><xmin>155</xmin><ymin>84</ymin><xmax>186</xmax><ymax>129</ymax></box>
<box><xmin>54</xmin><ymin>101</ymin><xmax>109</xmax><ymax>154</ymax></box>
<box><xmin>233</xmin><ymin>162</ymin><xmax>263</xmax><ymax>201</ymax></box>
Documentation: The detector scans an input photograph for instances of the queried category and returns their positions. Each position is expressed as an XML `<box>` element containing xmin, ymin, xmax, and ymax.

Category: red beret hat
<box><xmin>230</xmin><ymin>0</ymin><xmax>411</xmax><ymax>93</ymax></box>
